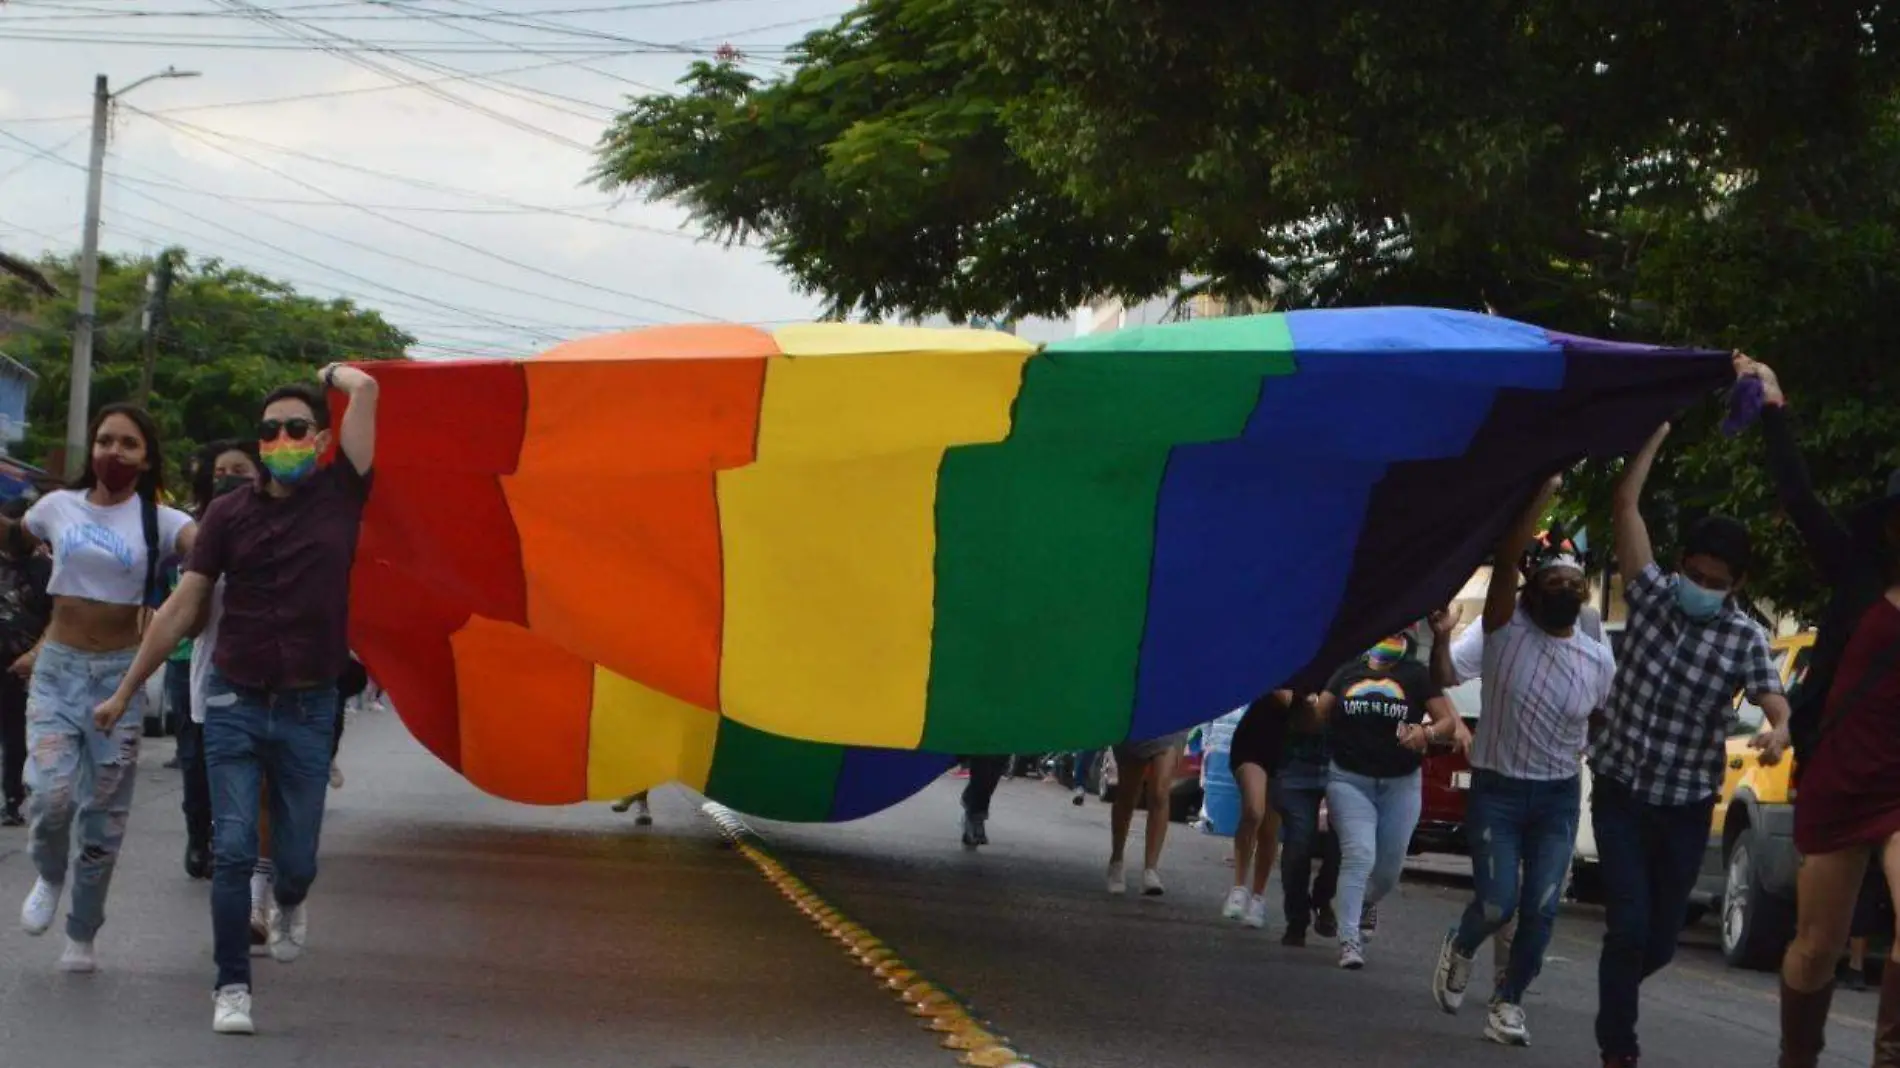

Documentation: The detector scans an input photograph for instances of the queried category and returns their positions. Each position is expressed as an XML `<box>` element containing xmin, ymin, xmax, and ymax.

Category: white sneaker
<box><xmin>1432</xmin><ymin>927</ymin><xmax>1475</xmax><ymax>1014</ymax></box>
<box><xmin>1106</xmin><ymin>861</ymin><xmax>1126</xmax><ymax>895</ymax></box>
<box><xmin>1141</xmin><ymin>868</ymin><xmax>1165</xmax><ymax>897</ymax></box>
<box><xmin>328</xmin><ymin>762</ymin><xmax>344</xmax><ymax>789</ymax></box>
<box><xmin>1221</xmin><ymin>885</ymin><xmax>1250</xmax><ymax>921</ymax></box>
<box><xmin>1484</xmin><ymin>1001</ymin><xmax>1530</xmax><ymax>1046</ymax></box>
<box><xmin>1244</xmin><ymin>894</ymin><xmax>1269</xmax><ymax>930</ymax></box>
<box><xmin>213</xmin><ymin>985</ymin><xmax>255</xmax><ymax>1035</ymax></box>
<box><xmin>1339</xmin><ymin>941</ymin><xmax>1366</xmax><ymax>970</ymax></box>
<box><xmin>58</xmin><ymin>938</ymin><xmax>96</xmax><ymax>973</ymax></box>
<box><xmin>268</xmin><ymin>903</ymin><xmax>307</xmax><ymax>963</ymax></box>
<box><xmin>20</xmin><ymin>878</ymin><xmax>60</xmax><ymax>936</ymax></box>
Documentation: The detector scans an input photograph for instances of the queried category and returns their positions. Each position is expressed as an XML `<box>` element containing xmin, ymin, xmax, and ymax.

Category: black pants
<box><xmin>961</xmin><ymin>756</ymin><xmax>1008</xmax><ymax>818</ymax></box>
<box><xmin>0</xmin><ymin>671</ymin><xmax>25</xmax><ymax>808</ymax></box>
<box><xmin>1272</xmin><ymin>761</ymin><xmax>1342</xmax><ymax>930</ymax></box>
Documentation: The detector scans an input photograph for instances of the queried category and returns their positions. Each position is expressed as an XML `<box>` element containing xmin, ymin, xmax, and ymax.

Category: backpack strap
<box><xmin>140</xmin><ymin>491</ymin><xmax>160</xmax><ymax>607</ymax></box>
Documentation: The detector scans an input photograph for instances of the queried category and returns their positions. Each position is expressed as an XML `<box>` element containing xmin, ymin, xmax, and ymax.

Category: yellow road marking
<box><xmin>700</xmin><ymin>802</ymin><xmax>1043</xmax><ymax>1068</ymax></box>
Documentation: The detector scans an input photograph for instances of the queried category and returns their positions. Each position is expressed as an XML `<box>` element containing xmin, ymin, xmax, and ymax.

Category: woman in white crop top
<box><xmin>0</xmin><ymin>403</ymin><xmax>195</xmax><ymax>971</ymax></box>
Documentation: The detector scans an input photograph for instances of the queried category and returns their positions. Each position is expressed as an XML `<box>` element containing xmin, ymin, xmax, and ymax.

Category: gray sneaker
<box><xmin>1432</xmin><ymin>927</ymin><xmax>1475</xmax><ymax>1014</ymax></box>
<box><xmin>1484</xmin><ymin>1000</ymin><xmax>1530</xmax><ymax>1046</ymax></box>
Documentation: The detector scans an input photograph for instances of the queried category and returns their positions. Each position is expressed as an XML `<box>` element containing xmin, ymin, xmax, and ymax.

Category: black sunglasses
<box><xmin>258</xmin><ymin>418</ymin><xmax>315</xmax><ymax>443</ymax></box>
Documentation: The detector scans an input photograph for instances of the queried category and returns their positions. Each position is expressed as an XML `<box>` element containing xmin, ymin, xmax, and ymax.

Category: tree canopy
<box><xmin>597</xmin><ymin>0</ymin><xmax>1900</xmax><ymax>619</ymax></box>
<box><xmin>0</xmin><ymin>251</ymin><xmax>410</xmax><ymax>487</ymax></box>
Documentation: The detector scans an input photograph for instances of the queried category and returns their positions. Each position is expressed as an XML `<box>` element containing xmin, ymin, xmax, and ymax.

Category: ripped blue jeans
<box><xmin>1451</xmin><ymin>769</ymin><xmax>1580</xmax><ymax>1005</ymax></box>
<box><xmin>25</xmin><ymin>642</ymin><xmax>145</xmax><ymax>942</ymax></box>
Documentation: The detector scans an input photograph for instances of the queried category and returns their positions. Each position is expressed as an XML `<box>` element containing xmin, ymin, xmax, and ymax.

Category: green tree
<box><xmin>0</xmin><ymin>251</ymin><xmax>410</xmax><ymax>490</ymax></box>
<box><xmin>596</xmin><ymin>0</ymin><xmax>1900</xmax><ymax>619</ymax></box>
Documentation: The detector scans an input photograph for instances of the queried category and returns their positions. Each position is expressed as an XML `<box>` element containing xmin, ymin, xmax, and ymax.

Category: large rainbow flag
<box><xmin>345</xmin><ymin>307</ymin><xmax>1728</xmax><ymax>821</ymax></box>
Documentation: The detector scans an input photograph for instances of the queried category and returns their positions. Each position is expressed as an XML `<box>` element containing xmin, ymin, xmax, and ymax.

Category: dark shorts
<box><xmin>1114</xmin><ymin>730</ymin><xmax>1190</xmax><ymax>766</ymax></box>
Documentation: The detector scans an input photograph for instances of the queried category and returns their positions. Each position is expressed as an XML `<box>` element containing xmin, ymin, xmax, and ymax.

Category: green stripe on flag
<box><xmin>703</xmin><ymin>718</ymin><xmax>841</xmax><ymax>822</ymax></box>
<box><xmin>921</xmin><ymin>340</ymin><xmax>1299</xmax><ymax>754</ymax></box>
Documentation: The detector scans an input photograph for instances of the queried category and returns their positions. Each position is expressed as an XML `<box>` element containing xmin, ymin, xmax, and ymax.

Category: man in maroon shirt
<box><xmin>96</xmin><ymin>363</ymin><xmax>377</xmax><ymax>1036</ymax></box>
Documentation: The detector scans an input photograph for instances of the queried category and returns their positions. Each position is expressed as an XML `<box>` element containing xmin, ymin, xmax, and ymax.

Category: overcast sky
<box><xmin>0</xmin><ymin>0</ymin><xmax>983</xmax><ymax>359</ymax></box>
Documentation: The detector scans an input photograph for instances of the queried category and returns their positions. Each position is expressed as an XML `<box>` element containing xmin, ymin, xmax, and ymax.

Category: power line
<box><xmin>0</xmin><ymin>129</ymin><xmax>87</xmax><ymax>187</ymax></box>
<box><xmin>203</xmin><ymin>0</ymin><xmax>602</xmax><ymax>147</ymax></box>
<box><xmin>407</xmin><ymin>0</ymin><xmax>671</xmax><ymax>95</ymax></box>
<box><xmin>0</xmin><ymin>121</ymin><xmax>727</xmax><ymax>244</ymax></box>
<box><xmin>110</xmin><ymin>174</ymin><xmax>670</xmax><ymax>325</ymax></box>
<box><xmin>0</xmin><ymin>53</ymin><xmax>656</xmax><ymax>125</ymax></box>
<box><xmin>132</xmin><ymin>107</ymin><xmax>724</xmax><ymax>320</ymax></box>
<box><xmin>0</xmin><ymin>28</ymin><xmax>796</xmax><ymax>55</ymax></box>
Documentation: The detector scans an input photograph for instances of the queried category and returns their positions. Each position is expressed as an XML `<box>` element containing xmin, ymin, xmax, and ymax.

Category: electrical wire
<box><xmin>0</xmin><ymin>53</ymin><xmax>652</xmax><ymax>125</ymax></box>
<box><xmin>131</xmin><ymin>107</ymin><xmax>729</xmax><ymax>320</ymax></box>
<box><xmin>0</xmin><ymin>129</ymin><xmax>88</xmax><ymax>187</ymax></box>
<box><xmin>204</xmin><ymin>0</ymin><xmax>603</xmax><ymax>146</ymax></box>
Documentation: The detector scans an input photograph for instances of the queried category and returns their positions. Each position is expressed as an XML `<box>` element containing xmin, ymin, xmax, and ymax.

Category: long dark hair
<box><xmin>69</xmin><ymin>402</ymin><xmax>165</xmax><ymax>500</ymax></box>
<box><xmin>190</xmin><ymin>438</ymin><xmax>260</xmax><ymax>516</ymax></box>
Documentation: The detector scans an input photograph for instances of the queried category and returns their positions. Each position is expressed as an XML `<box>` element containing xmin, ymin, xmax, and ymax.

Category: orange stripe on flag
<box><xmin>451</xmin><ymin>617</ymin><xmax>593</xmax><ymax>804</ymax></box>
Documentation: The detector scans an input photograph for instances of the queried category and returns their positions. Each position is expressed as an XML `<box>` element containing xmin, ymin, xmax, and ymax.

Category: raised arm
<box><xmin>1611</xmin><ymin>423</ymin><xmax>1671</xmax><ymax>582</ymax></box>
<box><xmin>1428</xmin><ymin>605</ymin><xmax>1462</xmax><ymax>690</ymax></box>
<box><xmin>1487</xmin><ymin>475</ymin><xmax>1563</xmax><ymax>633</ymax></box>
<box><xmin>1735</xmin><ymin>354</ymin><xmax>1856</xmax><ymax>585</ymax></box>
<box><xmin>324</xmin><ymin>364</ymin><xmax>379</xmax><ymax>476</ymax></box>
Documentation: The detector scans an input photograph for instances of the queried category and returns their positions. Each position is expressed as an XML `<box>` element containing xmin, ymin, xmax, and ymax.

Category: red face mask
<box><xmin>92</xmin><ymin>455</ymin><xmax>141</xmax><ymax>495</ymax></box>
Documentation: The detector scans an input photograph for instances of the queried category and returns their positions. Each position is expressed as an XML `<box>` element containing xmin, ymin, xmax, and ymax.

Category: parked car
<box><xmin>1412</xmin><ymin>677</ymin><xmax>1483</xmax><ymax>855</ymax></box>
<box><xmin>1691</xmin><ymin>630</ymin><xmax>1815</xmax><ymax>970</ymax></box>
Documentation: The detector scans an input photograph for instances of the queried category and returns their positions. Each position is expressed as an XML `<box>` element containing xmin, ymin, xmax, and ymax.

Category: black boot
<box><xmin>1778</xmin><ymin>979</ymin><xmax>1834</xmax><ymax>1068</ymax></box>
<box><xmin>1876</xmin><ymin>963</ymin><xmax>1900</xmax><ymax>1068</ymax></box>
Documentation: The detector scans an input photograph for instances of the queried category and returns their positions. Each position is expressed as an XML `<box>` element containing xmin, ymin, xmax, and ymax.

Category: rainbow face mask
<box><xmin>1363</xmin><ymin>634</ymin><xmax>1409</xmax><ymax>670</ymax></box>
<box><xmin>260</xmin><ymin>439</ymin><xmax>318</xmax><ymax>486</ymax></box>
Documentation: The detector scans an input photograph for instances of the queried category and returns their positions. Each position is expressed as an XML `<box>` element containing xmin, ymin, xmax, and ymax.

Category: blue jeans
<box><xmin>1590</xmin><ymin>774</ymin><xmax>1713</xmax><ymax>1060</ymax></box>
<box><xmin>24</xmin><ymin>642</ymin><xmax>145</xmax><ymax>941</ymax></box>
<box><xmin>1272</xmin><ymin>760</ymin><xmax>1340</xmax><ymax>929</ymax></box>
<box><xmin>1451</xmin><ymin>769</ymin><xmax>1580</xmax><ymax>1003</ymax></box>
<box><xmin>1327</xmin><ymin>764</ymin><xmax>1423</xmax><ymax>948</ymax></box>
<box><xmin>202</xmin><ymin>670</ymin><xmax>338</xmax><ymax>990</ymax></box>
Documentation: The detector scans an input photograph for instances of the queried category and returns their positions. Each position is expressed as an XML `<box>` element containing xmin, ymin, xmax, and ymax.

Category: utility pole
<box><xmin>62</xmin><ymin>74</ymin><xmax>110</xmax><ymax>480</ymax></box>
<box><xmin>60</xmin><ymin>66</ymin><xmax>200</xmax><ymax>478</ymax></box>
<box><xmin>136</xmin><ymin>248</ymin><xmax>177</xmax><ymax>407</ymax></box>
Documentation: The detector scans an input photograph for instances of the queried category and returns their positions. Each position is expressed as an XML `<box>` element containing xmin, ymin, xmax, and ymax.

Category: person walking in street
<box><xmin>1222</xmin><ymin>691</ymin><xmax>1289</xmax><ymax>931</ymax></box>
<box><xmin>181</xmin><ymin>442</ymin><xmax>266</xmax><ymax>928</ymax></box>
<box><xmin>0</xmin><ymin>495</ymin><xmax>51</xmax><ymax>829</ymax></box>
<box><xmin>1316</xmin><ymin>629</ymin><xmax>1463</xmax><ymax>970</ymax></box>
<box><xmin>612</xmin><ymin>790</ymin><xmax>654</xmax><ymax>826</ymax></box>
<box><xmin>1106</xmin><ymin>729</ymin><xmax>1190</xmax><ymax>896</ymax></box>
<box><xmin>1268</xmin><ymin>688</ymin><xmax>1343</xmax><ymax>947</ymax></box>
<box><xmin>1</xmin><ymin>403</ymin><xmax>196</xmax><ymax>973</ymax></box>
<box><xmin>1733</xmin><ymin>356</ymin><xmax>1900</xmax><ymax>1068</ymax></box>
<box><xmin>1428</xmin><ymin>476</ymin><xmax>1617</xmax><ymax>1047</ymax></box>
<box><xmin>96</xmin><ymin>364</ymin><xmax>379</xmax><ymax>1036</ymax></box>
<box><xmin>959</xmin><ymin>755</ymin><xmax>1008</xmax><ymax>847</ymax></box>
<box><xmin>1591</xmin><ymin>421</ymin><xmax>1791</xmax><ymax>1068</ymax></box>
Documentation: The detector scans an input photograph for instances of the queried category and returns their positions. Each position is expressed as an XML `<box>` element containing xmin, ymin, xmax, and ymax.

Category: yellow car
<box><xmin>1691</xmin><ymin>631</ymin><xmax>1815</xmax><ymax>970</ymax></box>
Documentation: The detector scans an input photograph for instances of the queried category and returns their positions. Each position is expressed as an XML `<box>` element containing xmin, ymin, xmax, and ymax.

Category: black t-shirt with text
<box><xmin>1325</xmin><ymin>657</ymin><xmax>1441</xmax><ymax>779</ymax></box>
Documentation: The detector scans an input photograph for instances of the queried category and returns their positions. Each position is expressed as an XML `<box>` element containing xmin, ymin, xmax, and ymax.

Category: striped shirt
<box><xmin>1448</xmin><ymin>607</ymin><xmax>1616</xmax><ymax>781</ymax></box>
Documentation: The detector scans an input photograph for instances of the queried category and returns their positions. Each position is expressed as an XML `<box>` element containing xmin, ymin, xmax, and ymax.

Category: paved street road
<box><xmin>1</xmin><ymin>708</ymin><xmax>1876</xmax><ymax>1066</ymax></box>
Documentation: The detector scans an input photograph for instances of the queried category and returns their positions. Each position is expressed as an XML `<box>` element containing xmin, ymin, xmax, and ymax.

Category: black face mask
<box><xmin>1529</xmin><ymin>588</ymin><xmax>1585</xmax><ymax>632</ymax></box>
<box><xmin>213</xmin><ymin>474</ymin><xmax>251</xmax><ymax>498</ymax></box>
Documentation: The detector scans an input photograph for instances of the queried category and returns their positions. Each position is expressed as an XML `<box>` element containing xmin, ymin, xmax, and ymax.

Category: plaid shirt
<box><xmin>1590</xmin><ymin>563</ymin><xmax>1783</xmax><ymax>806</ymax></box>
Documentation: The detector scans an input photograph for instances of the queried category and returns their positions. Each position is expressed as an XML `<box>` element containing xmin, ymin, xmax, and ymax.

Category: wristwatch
<box><xmin>324</xmin><ymin>365</ymin><xmax>339</xmax><ymax>390</ymax></box>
